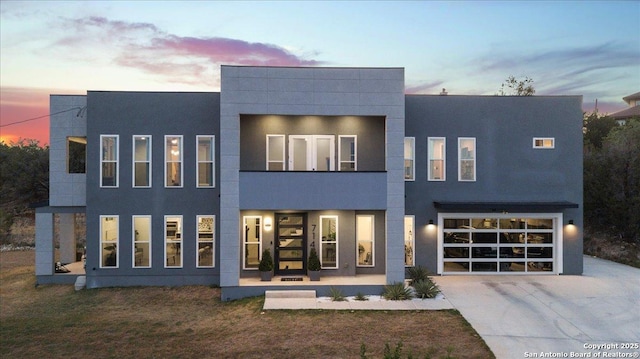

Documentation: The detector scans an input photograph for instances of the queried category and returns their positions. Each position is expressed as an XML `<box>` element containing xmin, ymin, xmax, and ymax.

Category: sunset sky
<box><xmin>1</xmin><ymin>1</ymin><xmax>639</xmax><ymax>145</ymax></box>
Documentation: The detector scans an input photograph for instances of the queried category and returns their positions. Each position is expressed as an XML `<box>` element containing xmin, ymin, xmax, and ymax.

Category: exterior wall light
<box><xmin>568</xmin><ymin>220</ymin><xmax>574</xmax><ymax>225</ymax></box>
<box><xmin>264</xmin><ymin>217</ymin><xmax>272</xmax><ymax>231</ymax></box>
<box><xmin>428</xmin><ymin>219</ymin><xmax>434</xmax><ymax>225</ymax></box>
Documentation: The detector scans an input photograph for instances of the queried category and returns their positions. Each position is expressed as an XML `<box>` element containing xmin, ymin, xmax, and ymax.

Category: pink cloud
<box><xmin>57</xmin><ymin>16</ymin><xmax>322</xmax><ymax>85</ymax></box>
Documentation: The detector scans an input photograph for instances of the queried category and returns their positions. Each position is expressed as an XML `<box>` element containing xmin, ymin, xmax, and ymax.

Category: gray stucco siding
<box><xmin>405</xmin><ymin>95</ymin><xmax>583</xmax><ymax>274</ymax></box>
<box><xmin>85</xmin><ymin>92</ymin><xmax>221</xmax><ymax>286</ymax></box>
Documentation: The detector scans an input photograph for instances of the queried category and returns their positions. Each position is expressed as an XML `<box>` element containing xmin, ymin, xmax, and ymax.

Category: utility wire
<box><xmin>0</xmin><ymin>107</ymin><xmax>84</xmax><ymax>128</ymax></box>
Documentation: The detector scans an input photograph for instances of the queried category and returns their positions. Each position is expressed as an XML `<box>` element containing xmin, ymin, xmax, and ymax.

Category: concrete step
<box><xmin>265</xmin><ymin>290</ymin><xmax>316</xmax><ymax>299</ymax></box>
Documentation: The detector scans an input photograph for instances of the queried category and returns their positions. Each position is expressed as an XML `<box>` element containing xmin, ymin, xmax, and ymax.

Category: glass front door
<box><xmin>275</xmin><ymin>213</ymin><xmax>306</xmax><ymax>275</ymax></box>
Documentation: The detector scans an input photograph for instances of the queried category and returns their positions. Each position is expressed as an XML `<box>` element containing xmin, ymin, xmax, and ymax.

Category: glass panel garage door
<box><xmin>441</xmin><ymin>215</ymin><xmax>558</xmax><ymax>274</ymax></box>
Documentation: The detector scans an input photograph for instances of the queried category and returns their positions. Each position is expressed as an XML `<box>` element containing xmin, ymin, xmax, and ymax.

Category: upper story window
<box><xmin>458</xmin><ymin>137</ymin><xmax>476</xmax><ymax>182</ymax></box>
<box><xmin>165</xmin><ymin>136</ymin><xmax>183</xmax><ymax>187</ymax></box>
<box><xmin>266</xmin><ymin>135</ymin><xmax>285</xmax><ymax>170</ymax></box>
<box><xmin>100</xmin><ymin>135</ymin><xmax>119</xmax><ymax>187</ymax></box>
<box><xmin>67</xmin><ymin>136</ymin><xmax>86</xmax><ymax>174</ymax></box>
<box><xmin>339</xmin><ymin>135</ymin><xmax>357</xmax><ymax>171</ymax></box>
<box><xmin>533</xmin><ymin>137</ymin><xmax>555</xmax><ymax>149</ymax></box>
<box><xmin>133</xmin><ymin>136</ymin><xmax>151</xmax><ymax>187</ymax></box>
<box><xmin>428</xmin><ymin>137</ymin><xmax>445</xmax><ymax>181</ymax></box>
<box><xmin>404</xmin><ymin>137</ymin><xmax>415</xmax><ymax>181</ymax></box>
<box><xmin>289</xmin><ymin>135</ymin><xmax>335</xmax><ymax>171</ymax></box>
<box><xmin>197</xmin><ymin>136</ymin><xmax>215</xmax><ymax>187</ymax></box>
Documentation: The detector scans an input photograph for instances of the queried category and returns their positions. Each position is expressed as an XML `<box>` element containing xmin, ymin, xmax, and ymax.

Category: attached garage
<box><xmin>437</xmin><ymin>213</ymin><xmax>563</xmax><ymax>274</ymax></box>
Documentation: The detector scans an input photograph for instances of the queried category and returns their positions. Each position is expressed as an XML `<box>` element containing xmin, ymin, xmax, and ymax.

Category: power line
<box><xmin>0</xmin><ymin>107</ymin><xmax>85</xmax><ymax>128</ymax></box>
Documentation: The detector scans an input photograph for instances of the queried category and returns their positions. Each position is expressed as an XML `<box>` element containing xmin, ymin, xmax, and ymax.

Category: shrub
<box><xmin>308</xmin><ymin>247</ymin><xmax>321</xmax><ymax>271</ymax></box>
<box><xmin>382</xmin><ymin>282</ymin><xmax>413</xmax><ymax>301</ymax></box>
<box><xmin>258</xmin><ymin>249</ymin><xmax>274</xmax><ymax>272</ymax></box>
<box><xmin>413</xmin><ymin>278</ymin><xmax>440</xmax><ymax>299</ymax></box>
<box><xmin>354</xmin><ymin>292</ymin><xmax>369</xmax><ymax>301</ymax></box>
<box><xmin>328</xmin><ymin>286</ymin><xmax>346</xmax><ymax>301</ymax></box>
<box><xmin>406</xmin><ymin>265</ymin><xmax>431</xmax><ymax>283</ymax></box>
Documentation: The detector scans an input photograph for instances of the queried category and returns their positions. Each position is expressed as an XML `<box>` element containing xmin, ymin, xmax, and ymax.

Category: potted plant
<box><xmin>307</xmin><ymin>246</ymin><xmax>321</xmax><ymax>281</ymax></box>
<box><xmin>258</xmin><ymin>248</ymin><xmax>274</xmax><ymax>281</ymax></box>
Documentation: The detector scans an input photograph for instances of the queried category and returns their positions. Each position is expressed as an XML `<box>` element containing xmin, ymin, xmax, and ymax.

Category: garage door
<box><xmin>439</xmin><ymin>214</ymin><xmax>560</xmax><ymax>274</ymax></box>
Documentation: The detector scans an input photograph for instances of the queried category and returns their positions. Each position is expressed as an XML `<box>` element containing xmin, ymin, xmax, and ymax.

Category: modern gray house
<box><xmin>35</xmin><ymin>66</ymin><xmax>583</xmax><ymax>300</ymax></box>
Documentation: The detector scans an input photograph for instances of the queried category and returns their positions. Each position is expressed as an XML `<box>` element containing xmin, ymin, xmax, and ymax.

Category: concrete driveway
<box><xmin>434</xmin><ymin>256</ymin><xmax>640</xmax><ymax>359</ymax></box>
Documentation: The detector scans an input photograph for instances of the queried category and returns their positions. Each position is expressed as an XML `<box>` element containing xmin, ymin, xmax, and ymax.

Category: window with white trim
<box><xmin>132</xmin><ymin>215</ymin><xmax>151</xmax><ymax>268</ymax></box>
<box><xmin>404</xmin><ymin>216</ymin><xmax>415</xmax><ymax>267</ymax></box>
<box><xmin>339</xmin><ymin>135</ymin><xmax>357</xmax><ymax>171</ymax></box>
<box><xmin>243</xmin><ymin>216</ymin><xmax>262</xmax><ymax>269</ymax></box>
<box><xmin>428</xmin><ymin>137</ymin><xmax>445</xmax><ymax>181</ymax></box>
<box><xmin>165</xmin><ymin>136</ymin><xmax>183</xmax><ymax>187</ymax></box>
<box><xmin>165</xmin><ymin>216</ymin><xmax>182</xmax><ymax>267</ymax></box>
<box><xmin>404</xmin><ymin>137</ymin><xmax>415</xmax><ymax>181</ymax></box>
<box><xmin>533</xmin><ymin>137</ymin><xmax>555</xmax><ymax>149</ymax></box>
<box><xmin>100</xmin><ymin>135</ymin><xmax>119</xmax><ymax>187</ymax></box>
<box><xmin>458</xmin><ymin>137</ymin><xmax>476</xmax><ymax>181</ymax></box>
<box><xmin>197</xmin><ymin>136</ymin><xmax>215</xmax><ymax>187</ymax></box>
<box><xmin>133</xmin><ymin>136</ymin><xmax>151</xmax><ymax>187</ymax></box>
<box><xmin>356</xmin><ymin>215</ymin><xmax>374</xmax><ymax>267</ymax></box>
<box><xmin>197</xmin><ymin>215</ymin><xmax>215</xmax><ymax>268</ymax></box>
<box><xmin>266</xmin><ymin>134</ymin><xmax>285</xmax><ymax>170</ymax></box>
<box><xmin>100</xmin><ymin>215</ymin><xmax>118</xmax><ymax>268</ymax></box>
<box><xmin>320</xmin><ymin>215</ymin><xmax>338</xmax><ymax>269</ymax></box>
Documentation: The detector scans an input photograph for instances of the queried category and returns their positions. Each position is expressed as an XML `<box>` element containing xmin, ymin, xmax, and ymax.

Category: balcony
<box><xmin>239</xmin><ymin>171</ymin><xmax>387</xmax><ymax>210</ymax></box>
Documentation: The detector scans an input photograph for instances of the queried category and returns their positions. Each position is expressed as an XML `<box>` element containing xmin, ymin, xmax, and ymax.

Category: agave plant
<box><xmin>382</xmin><ymin>282</ymin><xmax>413</xmax><ymax>301</ymax></box>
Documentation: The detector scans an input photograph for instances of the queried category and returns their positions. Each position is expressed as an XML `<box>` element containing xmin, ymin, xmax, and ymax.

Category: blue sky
<box><xmin>1</xmin><ymin>0</ymin><xmax>639</xmax><ymax>144</ymax></box>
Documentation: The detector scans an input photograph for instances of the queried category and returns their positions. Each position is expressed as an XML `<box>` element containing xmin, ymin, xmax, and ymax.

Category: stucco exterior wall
<box><xmin>405</xmin><ymin>95</ymin><xmax>584</xmax><ymax>274</ymax></box>
<box><xmin>85</xmin><ymin>91</ymin><xmax>221</xmax><ymax>287</ymax></box>
<box><xmin>49</xmin><ymin>95</ymin><xmax>87</xmax><ymax>206</ymax></box>
<box><xmin>220</xmin><ymin>66</ymin><xmax>406</xmax><ymax>293</ymax></box>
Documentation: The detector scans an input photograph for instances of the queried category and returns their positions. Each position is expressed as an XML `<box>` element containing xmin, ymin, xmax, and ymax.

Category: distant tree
<box><xmin>583</xmin><ymin>112</ymin><xmax>618</xmax><ymax>151</ymax></box>
<box><xmin>584</xmin><ymin>119</ymin><xmax>640</xmax><ymax>241</ymax></box>
<box><xmin>0</xmin><ymin>139</ymin><xmax>49</xmax><ymax>242</ymax></box>
<box><xmin>496</xmin><ymin>76</ymin><xmax>535</xmax><ymax>96</ymax></box>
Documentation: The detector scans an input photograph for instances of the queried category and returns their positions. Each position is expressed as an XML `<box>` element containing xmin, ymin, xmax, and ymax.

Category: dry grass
<box><xmin>1</xmin><ymin>251</ymin><xmax>494</xmax><ymax>359</ymax></box>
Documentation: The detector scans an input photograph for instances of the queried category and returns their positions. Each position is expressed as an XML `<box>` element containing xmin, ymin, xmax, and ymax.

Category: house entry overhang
<box><xmin>433</xmin><ymin>201</ymin><xmax>579</xmax><ymax>212</ymax></box>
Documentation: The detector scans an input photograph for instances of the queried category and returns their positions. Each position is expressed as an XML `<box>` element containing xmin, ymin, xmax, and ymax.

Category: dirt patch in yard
<box><xmin>0</xmin><ymin>251</ymin><xmax>494</xmax><ymax>358</ymax></box>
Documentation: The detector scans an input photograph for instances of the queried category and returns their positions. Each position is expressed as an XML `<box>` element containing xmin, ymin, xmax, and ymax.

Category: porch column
<box><xmin>59</xmin><ymin>213</ymin><xmax>76</xmax><ymax>263</ymax></box>
<box><xmin>35</xmin><ymin>212</ymin><xmax>55</xmax><ymax>276</ymax></box>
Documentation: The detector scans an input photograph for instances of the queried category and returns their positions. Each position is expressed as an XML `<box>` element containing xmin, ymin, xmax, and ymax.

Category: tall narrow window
<box><xmin>404</xmin><ymin>216</ymin><xmax>415</xmax><ymax>267</ymax></box>
<box><xmin>165</xmin><ymin>136</ymin><xmax>183</xmax><ymax>187</ymax></box>
<box><xmin>320</xmin><ymin>216</ymin><xmax>338</xmax><ymax>269</ymax></box>
<box><xmin>404</xmin><ymin>137</ymin><xmax>415</xmax><ymax>181</ymax></box>
<box><xmin>197</xmin><ymin>136</ymin><xmax>215</xmax><ymax>187</ymax></box>
<box><xmin>165</xmin><ymin>216</ymin><xmax>182</xmax><ymax>267</ymax></box>
<box><xmin>356</xmin><ymin>215</ymin><xmax>374</xmax><ymax>267</ymax></box>
<box><xmin>197</xmin><ymin>215</ymin><xmax>215</xmax><ymax>268</ymax></box>
<box><xmin>133</xmin><ymin>136</ymin><xmax>151</xmax><ymax>187</ymax></box>
<box><xmin>339</xmin><ymin>135</ymin><xmax>357</xmax><ymax>171</ymax></box>
<box><xmin>458</xmin><ymin>137</ymin><xmax>476</xmax><ymax>181</ymax></box>
<box><xmin>266</xmin><ymin>135</ymin><xmax>285</xmax><ymax>170</ymax></box>
<box><xmin>132</xmin><ymin>216</ymin><xmax>151</xmax><ymax>268</ymax></box>
<box><xmin>67</xmin><ymin>136</ymin><xmax>86</xmax><ymax>174</ymax></box>
<box><xmin>243</xmin><ymin>216</ymin><xmax>262</xmax><ymax>269</ymax></box>
<box><xmin>428</xmin><ymin>137</ymin><xmax>446</xmax><ymax>181</ymax></box>
<box><xmin>100</xmin><ymin>215</ymin><xmax>118</xmax><ymax>268</ymax></box>
<box><xmin>100</xmin><ymin>135</ymin><xmax>118</xmax><ymax>187</ymax></box>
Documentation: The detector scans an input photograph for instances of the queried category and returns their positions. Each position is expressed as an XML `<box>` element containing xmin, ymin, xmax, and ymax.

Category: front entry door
<box><xmin>275</xmin><ymin>213</ymin><xmax>306</xmax><ymax>276</ymax></box>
